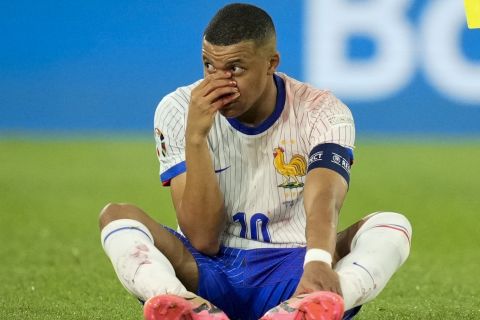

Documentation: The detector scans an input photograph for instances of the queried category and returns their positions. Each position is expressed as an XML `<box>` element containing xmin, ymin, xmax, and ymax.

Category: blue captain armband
<box><xmin>307</xmin><ymin>143</ymin><xmax>354</xmax><ymax>184</ymax></box>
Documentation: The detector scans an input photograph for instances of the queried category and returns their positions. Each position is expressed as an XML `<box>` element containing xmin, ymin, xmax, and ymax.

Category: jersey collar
<box><xmin>226</xmin><ymin>74</ymin><xmax>286</xmax><ymax>135</ymax></box>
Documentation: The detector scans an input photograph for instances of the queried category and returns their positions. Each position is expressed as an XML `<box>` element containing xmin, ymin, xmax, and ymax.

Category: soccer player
<box><xmin>99</xmin><ymin>3</ymin><xmax>412</xmax><ymax>320</ymax></box>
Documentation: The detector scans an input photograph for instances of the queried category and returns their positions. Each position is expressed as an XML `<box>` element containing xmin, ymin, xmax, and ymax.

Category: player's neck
<box><xmin>236</xmin><ymin>76</ymin><xmax>277</xmax><ymax>127</ymax></box>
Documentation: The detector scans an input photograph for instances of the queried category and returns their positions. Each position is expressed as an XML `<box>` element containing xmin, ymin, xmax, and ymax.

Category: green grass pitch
<box><xmin>1</xmin><ymin>137</ymin><xmax>479</xmax><ymax>319</ymax></box>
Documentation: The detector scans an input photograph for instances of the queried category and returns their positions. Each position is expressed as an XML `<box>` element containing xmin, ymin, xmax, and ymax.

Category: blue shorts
<box><xmin>166</xmin><ymin>227</ymin><xmax>361</xmax><ymax>320</ymax></box>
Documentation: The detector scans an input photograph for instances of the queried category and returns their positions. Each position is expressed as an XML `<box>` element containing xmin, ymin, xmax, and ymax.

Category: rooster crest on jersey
<box><xmin>273</xmin><ymin>147</ymin><xmax>307</xmax><ymax>188</ymax></box>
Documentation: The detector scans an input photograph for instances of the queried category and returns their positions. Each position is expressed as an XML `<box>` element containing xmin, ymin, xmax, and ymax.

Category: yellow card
<box><xmin>465</xmin><ymin>0</ymin><xmax>480</xmax><ymax>29</ymax></box>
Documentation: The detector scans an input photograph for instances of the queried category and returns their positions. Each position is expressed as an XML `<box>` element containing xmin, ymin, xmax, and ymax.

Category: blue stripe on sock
<box><xmin>390</xmin><ymin>223</ymin><xmax>409</xmax><ymax>232</ymax></box>
<box><xmin>103</xmin><ymin>226</ymin><xmax>152</xmax><ymax>245</ymax></box>
<box><xmin>353</xmin><ymin>262</ymin><xmax>375</xmax><ymax>284</ymax></box>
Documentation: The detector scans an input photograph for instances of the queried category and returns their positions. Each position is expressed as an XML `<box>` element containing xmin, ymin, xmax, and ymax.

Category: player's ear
<box><xmin>267</xmin><ymin>52</ymin><xmax>280</xmax><ymax>75</ymax></box>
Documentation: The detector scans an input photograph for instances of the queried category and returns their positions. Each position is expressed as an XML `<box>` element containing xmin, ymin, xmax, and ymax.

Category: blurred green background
<box><xmin>1</xmin><ymin>138</ymin><xmax>479</xmax><ymax>319</ymax></box>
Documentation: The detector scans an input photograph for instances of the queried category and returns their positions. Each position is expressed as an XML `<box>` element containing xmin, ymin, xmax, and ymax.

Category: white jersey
<box><xmin>154</xmin><ymin>73</ymin><xmax>355</xmax><ymax>249</ymax></box>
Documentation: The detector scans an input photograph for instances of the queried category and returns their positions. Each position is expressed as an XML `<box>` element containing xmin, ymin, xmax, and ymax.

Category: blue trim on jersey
<box><xmin>226</xmin><ymin>74</ymin><xmax>286</xmax><ymax>135</ymax></box>
<box><xmin>160</xmin><ymin>161</ymin><xmax>186</xmax><ymax>186</ymax></box>
<box><xmin>307</xmin><ymin>143</ymin><xmax>353</xmax><ymax>184</ymax></box>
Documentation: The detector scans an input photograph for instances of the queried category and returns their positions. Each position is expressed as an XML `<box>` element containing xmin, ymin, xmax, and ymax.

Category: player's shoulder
<box><xmin>155</xmin><ymin>79</ymin><xmax>202</xmax><ymax>113</ymax></box>
<box><xmin>154</xmin><ymin>79</ymin><xmax>202</xmax><ymax>127</ymax></box>
<box><xmin>278</xmin><ymin>73</ymin><xmax>348</xmax><ymax>113</ymax></box>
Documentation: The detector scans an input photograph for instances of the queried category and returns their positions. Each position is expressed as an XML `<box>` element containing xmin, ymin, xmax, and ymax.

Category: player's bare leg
<box><xmin>99</xmin><ymin>203</ymin><xmax>229</xmax><ymax>319</ymax></box>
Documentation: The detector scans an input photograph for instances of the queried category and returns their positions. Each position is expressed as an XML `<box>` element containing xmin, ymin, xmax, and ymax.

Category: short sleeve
<box><xmin>154</xmin><ymin>93</ymin><xmax>188</xmax><ymax>186</ymax></box>
<box><xmin>307</xmin><ymin>92</ymin><xmax>355</xmax><ymax>151</ymax></box>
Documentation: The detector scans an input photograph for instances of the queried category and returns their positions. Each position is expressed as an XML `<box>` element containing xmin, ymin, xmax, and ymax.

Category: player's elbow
<box><xmin>190</xmin><ymin>237</ymin><xmax>221</xmax><ymax>256</ymax></box>
<box><xmin>177</xmin><ymin>208</ymin><xmax>225</xmax><ymax>256</ymax></box>
<box><xmin>177</xmin><ymin>221</ymin><xmax>221</xmax><ymax>255</ymax></box>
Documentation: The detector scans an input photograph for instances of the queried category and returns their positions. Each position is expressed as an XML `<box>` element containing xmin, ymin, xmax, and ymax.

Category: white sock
<box><xmin>101</xmin><ymin>219</ymin><xmax>188</xmax><ymax>302</ymax></box>
<box><xmin>335</xmin><ymin>212</ymin><xmax>412</xmax><ymax>310</ymax></box>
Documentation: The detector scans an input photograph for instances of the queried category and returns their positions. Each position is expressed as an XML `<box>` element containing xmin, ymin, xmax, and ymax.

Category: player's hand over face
<box><xmin>293</xmin><ymin>261</ymin><xmax>343</xmax><ymax>297</ymax></box>
<box><xmin>187</xmin><ymin>71</ymin><xmax>240</xmax><ymax>139</ymax></box>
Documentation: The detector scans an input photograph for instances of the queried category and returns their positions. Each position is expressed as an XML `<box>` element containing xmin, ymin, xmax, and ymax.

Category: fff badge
<box><xmin>465</xmin><ymin>0</ymin><xmax>480</xmax><ymax>29</ymax></box>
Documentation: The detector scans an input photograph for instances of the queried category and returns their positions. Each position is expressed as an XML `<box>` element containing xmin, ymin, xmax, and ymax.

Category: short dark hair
<box><xmin>203</xmin><ymin>3</ymin><xmax>276</xmax><ymax>46</ymax></box>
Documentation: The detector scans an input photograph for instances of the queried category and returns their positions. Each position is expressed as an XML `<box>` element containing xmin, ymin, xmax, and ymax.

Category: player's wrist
<box><xmin>303</xmin><ymin>248</ymin><xmax>333</xmax><ymax>268</ymax></box>
<box><xmin>185</xmin><ymin>131</ymin><xmax>208</xmax><ymax>145</ymax></box>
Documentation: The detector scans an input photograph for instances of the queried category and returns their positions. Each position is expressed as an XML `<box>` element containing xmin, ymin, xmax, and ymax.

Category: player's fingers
<box><xmin>192</xmin><ymin>79</ymin><xmax>236</xmax><ymax>99</ymax></box>
<box><xmin>212</xmin><ymin>92</ymin><xmax>240</xmax><ymax>110</ymax></box>
<box><xmin>337</xmin><ymin>287</ymin><xmax>343</xmax><ymax>297</ymax></box>
<box><xmin>330</xmin><ymin>284</ymin><xmax>342</xmax><ymax>296</ymax></box>
<box><xmin>202</xmin><ymin>79</ymin><xmax>237</xmax><ymax>97</ymax></box>
<box><xmin>206</xmin><ymin>85</ymin><xmax>239</xmax><ymax>102</ymax></box>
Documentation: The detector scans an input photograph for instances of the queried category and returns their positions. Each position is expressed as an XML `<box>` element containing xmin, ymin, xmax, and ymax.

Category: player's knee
<box><xmin>364</xmin><ymin>211</ymin><xmax>412</xmax><ymax>260</ymax></box>
<box><xmin>366</xmin><ymin>211</ymin><xmax>412</xmax><ymax>236</ymax></box>
<box><xmin>98</xmin><ymin>202</ymin><xmax>134</xmax><ymax>230</ymax></box>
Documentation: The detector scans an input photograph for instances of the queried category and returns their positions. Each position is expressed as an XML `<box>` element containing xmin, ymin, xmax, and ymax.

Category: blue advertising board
<box><xmin>1</xmin><ymin>0</ymin><xmax>479</xmax><ymax>135</ymax></box>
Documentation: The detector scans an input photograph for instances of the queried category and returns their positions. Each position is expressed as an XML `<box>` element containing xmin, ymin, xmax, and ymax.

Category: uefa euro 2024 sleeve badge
<box><xmin>155</xmin><ymin>128</ymin><xmax>167</xmax><ymax>157</ymax></box>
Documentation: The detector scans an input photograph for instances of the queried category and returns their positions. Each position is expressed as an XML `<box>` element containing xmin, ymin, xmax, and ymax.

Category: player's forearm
<box><xmin>305</xmin><ymin>207</ymin><xmax>338</xmax><ymax>257</ymax></box>
<box><xmin>304</xmin><ymin>194</ymin><xmax>339</xmax><ymax>254</ymax></box>
<box><xmin>178</xmin><ymin>136</ymin><xmax>225</xmax><ymax>255</ymax></box>
<box><xmin>303</xmin><ymin>169</ymin><xmax>347</xmax><ymax>256</ymax></box>
<box><xmin>178</xmin><ymin>72</ymin><xmax>237</xmax><ymax>255</ymax></box>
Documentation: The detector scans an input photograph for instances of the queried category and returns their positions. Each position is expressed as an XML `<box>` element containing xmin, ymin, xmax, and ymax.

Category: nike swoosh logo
<box><xmin>214</xmin><ymin>166</ymin><xmax>230</xmax><ymax>173</ymax></box>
